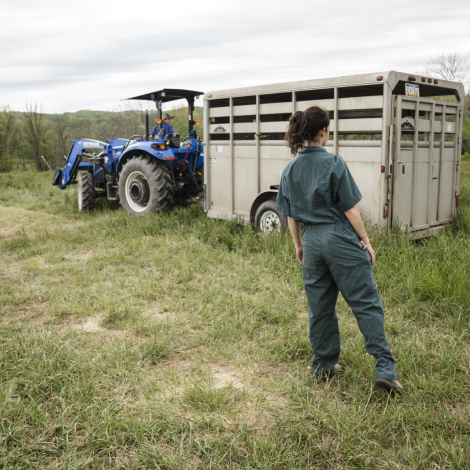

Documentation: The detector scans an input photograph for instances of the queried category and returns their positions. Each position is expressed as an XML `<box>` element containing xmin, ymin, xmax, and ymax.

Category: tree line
<box><xmin>0</xmin><ymin>104</ymin><xmax>204</xmax><ymax>172</ymax></box>
<box><xmin>0</xmin><ymin>94</ymin><xmax>469</xmax><ymax>173</ymax></box>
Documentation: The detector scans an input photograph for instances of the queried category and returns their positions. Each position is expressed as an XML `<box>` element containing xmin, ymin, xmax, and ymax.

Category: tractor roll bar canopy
<box><xmin>126</xmin><ymin>88</ymin><xmax>203</xmax><ymax>103</ymax></box>
<box><xmin>126</xmin><ymin>88</ymin><xmax>203</xmax><ymax>133</ymax></box>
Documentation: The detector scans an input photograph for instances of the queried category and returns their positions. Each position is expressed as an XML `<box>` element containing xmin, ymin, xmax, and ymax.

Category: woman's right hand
<box><xmin>296</xmin><ymin>246</ymin><xmax>304</xmax><ymax>265</ymax></box>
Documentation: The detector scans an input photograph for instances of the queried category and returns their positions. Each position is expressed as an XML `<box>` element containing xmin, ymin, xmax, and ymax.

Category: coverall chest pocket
<box><xmin>302</xmin><ymin>243</ymin><xmax>317</xmax><ymax>271</ymax></box>
<box><xmin>328</xmin><ymin>231</ymin><xmax>370</xmax><ymax>267</ymax></box>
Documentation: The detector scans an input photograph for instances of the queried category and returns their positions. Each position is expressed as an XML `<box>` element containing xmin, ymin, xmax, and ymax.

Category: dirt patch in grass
<box><xmin>211</xmin><ymin>366</ymin><xmax>246</xmax><ymax>390</ymax></box>
<box><xmin>74</xmin><ymin>317</ymin><xmax>108</xmax><ymax>333</ymax></box>
<box><xmin>69</xmin><ymin>316</ymin><xmax>140</xmax><ymax>341</ymax></box>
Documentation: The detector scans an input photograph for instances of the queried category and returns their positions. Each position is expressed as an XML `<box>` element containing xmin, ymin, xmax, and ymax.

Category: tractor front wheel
<box><xmin>77</xmin><ymin>173</ymin><xmax>96</xmax><ymax>213</ymax></box>
<box><xmin>118</xmin><ymin>156</ymin><xmax>174</xmax><ymax>216</ymax></box>
<box><xmin>254</xmin><ymin>200</ymin><xmax>287</xmax><ymax>233</ymax></box>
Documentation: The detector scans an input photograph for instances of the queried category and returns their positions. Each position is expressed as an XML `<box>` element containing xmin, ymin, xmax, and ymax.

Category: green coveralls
<box><xmin>275</xmin><ymin>146</ymin><xmax>397</xmax><ymax>380</ymax></box>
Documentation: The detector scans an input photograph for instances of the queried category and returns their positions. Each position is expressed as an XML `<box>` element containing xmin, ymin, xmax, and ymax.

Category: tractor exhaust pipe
<box><xmin>145</xmin><ymin>109</ymin><xmax>149</xmax><ymax>139</ymax></box>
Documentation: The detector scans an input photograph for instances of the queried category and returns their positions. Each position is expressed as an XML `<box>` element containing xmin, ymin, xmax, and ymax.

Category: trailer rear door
<box><xmin>392</xmin><ymin>95</ymin><xmax>461</xmax><ymax>232</ymax></box>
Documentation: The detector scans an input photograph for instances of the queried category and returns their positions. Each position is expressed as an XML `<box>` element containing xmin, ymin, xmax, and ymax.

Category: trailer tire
<box><xmin>254</xmin><ymin>199</ymin><xmax>287</xmax><ymax>233</ymax></box>
<box><xmin>119</xmin><ymin>155</ymin><xmax>174</xmax><ymax>216</ymax></box>
<box><xmin>78</xmin><ymin>173</ymin><xmax>96</xmax><ymax>213</ymax></box>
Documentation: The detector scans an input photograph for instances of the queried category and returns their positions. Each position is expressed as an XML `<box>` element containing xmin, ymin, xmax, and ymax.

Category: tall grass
<box><xmin>0</xmin><ymin>167</ymin><xmax>469</xmax><ymax>469</ymax></box>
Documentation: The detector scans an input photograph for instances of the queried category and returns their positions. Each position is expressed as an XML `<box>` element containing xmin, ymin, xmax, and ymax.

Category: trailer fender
<box><xmin>250</xmin><ymin>190</ymin><xmax>279</xmax><ymax>225</ymax></box>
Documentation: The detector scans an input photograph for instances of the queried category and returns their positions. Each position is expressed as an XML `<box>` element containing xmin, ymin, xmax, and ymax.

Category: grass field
<box><xmin>0</xmin><ymin>163</ymin><xmax>469</xmax><ymax>469</ymax></box>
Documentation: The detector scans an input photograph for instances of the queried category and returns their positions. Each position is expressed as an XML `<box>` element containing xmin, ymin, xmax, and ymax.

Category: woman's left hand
<box><xmin>366</xmin><ymin>245</ymin><xmax>376</xmax><ymax>266</ymax></box>
<box><xmin>296</xmin><ymin>246</ymin><xmax>304</xmax><ymax>265</ymax></box>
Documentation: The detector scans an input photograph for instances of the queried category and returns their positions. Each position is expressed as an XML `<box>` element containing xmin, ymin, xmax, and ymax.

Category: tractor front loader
<box><xmin>52</xmin><ymin>89</ymin><xmax>204</xmax><ymax>216</ymax></box>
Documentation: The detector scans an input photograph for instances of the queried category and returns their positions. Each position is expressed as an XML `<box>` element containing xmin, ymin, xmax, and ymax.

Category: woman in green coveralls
<box><xmin>275</xmin><ymin>106</ymin><xmax>403</xmax><ymax>394</ymax></box>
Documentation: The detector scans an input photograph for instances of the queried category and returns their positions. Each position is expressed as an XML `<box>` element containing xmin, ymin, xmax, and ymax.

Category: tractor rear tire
<box><xmin>254</xmin><ymin>199</ymin><xmax>287</xmax><ymax>233</ymax></box>
<box><xmin>119</xmin><ymin>155</ymin><xmax>174</xmax><ymax>216</ymax></box>
<box><xmin>78</xmin><ymin>173</ymin><xmax>96</xmax><ymax>213</ymax></box>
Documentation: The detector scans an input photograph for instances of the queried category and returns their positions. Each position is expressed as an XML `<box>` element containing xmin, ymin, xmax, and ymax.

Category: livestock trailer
<box><xmin>203</xmin><ymin>71</ymin><xmax>464</xmax><ymax>237</ymax></box>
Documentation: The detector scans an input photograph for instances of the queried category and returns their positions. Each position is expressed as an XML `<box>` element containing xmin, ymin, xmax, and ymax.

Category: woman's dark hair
<box><xmin>284</xmin><ymin>106</ymin><xmax>330</xmax><ymax>156</ymax></box>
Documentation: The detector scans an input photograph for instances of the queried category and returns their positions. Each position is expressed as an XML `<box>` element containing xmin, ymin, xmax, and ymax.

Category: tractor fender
<box><xmin>117</xmin><ymin>144</ymin><xmax>175</xmax><ymax>174</ymax></box>
<box><xmin>250</xmin><ymin>190</ymin><xmax>279</xmax><ymax>225</ymax></box>
<box><xmin>195</xmin><ymin>142</ymin><xmax>204</xmax><ymax>169</ymax></box>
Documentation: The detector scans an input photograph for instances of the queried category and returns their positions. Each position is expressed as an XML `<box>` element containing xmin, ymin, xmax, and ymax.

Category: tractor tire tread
<box><xmin>78</xmin><ymin>173</ymin><xmax>96</xmax><ymax>213</ymax></box>
<box><xmin>119</xmin><ymin>155</ymin><xmax>174</xmax><ymax>216</ymax></box>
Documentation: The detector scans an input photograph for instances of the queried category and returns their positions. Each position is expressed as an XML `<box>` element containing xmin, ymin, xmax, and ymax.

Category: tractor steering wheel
<box><xmin>123</xmin><ymin>135</ymin><xmax>143</xmax><ymax>151</ymax></box>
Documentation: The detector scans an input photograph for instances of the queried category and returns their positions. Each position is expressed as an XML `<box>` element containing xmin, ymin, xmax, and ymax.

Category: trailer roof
<box><xmin>205</xmin><ymin>71</ymin><xmax>464</xmax><ymax>100</ymax></box>
<box><xmin>126</xmin><ymin>88</ymin><xmax>204</xmax><ymax>103</ymax></box>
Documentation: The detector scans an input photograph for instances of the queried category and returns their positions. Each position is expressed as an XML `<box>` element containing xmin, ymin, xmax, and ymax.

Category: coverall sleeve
<box><xmin>275</xmin><ymin>172</ymin><xmax>293</xmax><ymax>217</ymax></box>
<box><xmin>329</xmin><ymin>156</ymin><xmax>362</xmax><ymax>212</ymax></box>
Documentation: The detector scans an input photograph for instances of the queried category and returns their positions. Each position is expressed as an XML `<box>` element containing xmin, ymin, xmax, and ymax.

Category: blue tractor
<box><xmin>52</xmin><ymin>89</ymin><xmax>204</xmax><ymax>215</ymax></box>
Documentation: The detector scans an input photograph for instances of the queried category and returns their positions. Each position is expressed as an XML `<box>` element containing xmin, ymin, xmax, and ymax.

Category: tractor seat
<box><xmin>166</xmin><ymin>133</ymin><xmax>180</xmax><ymax>148</ymax></box>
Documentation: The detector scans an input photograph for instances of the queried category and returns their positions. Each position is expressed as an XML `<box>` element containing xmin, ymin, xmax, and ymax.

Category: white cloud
<box><xmin>0</xmin><ymin>0</ymin><xmax>469</xmax><ymax>112</ymax></box>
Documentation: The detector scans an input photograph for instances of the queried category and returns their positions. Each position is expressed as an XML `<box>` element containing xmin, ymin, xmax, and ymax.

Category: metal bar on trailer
<box><xmin>203</xmin><ymin>97</ymin><xmax>210</xmax><ymax>212</ymax></box>
<box><xmin>437</xmin><ymin>104</ymin><xmax>446</xmax><ymax>221</ymax></box>
<box><xmin>451</xmin><ymin>104</ymin><xmax>460</xmax><ymax>215</ymax></box>
<box><xmin>426</xmin><ymin>102</ymin><xmax>435</xmax><ymax>226</ymax></box>
<box><xmin>333</xmin><ymin>87</ymin><xmax>339</xmax><ymax>155</ymax></box>
<box><xmin>383</xmin><ymin>82</ymin><xmax>393</xmax><ymax>231</ymax></box>
<box><xmin>387</xmin><ymin>124</ymin><xmax>394</xmax><ymax>231</ymax></box>
<box><xmin>392</xmin><ymin>96</ymin><xmax>402</xmax><ymax>227</ymax></box>
<box><xmin>230</xmin><ymin>97</ymin><xmax>234</xmax><ymax>214</ymax></box>
<box><xmin>410</xmin><ymin>100</ymin><xmax>420</xmax><ymax>228</ymax></box>
<box><xmin>256</xmin><ymin>94</ymin><xmax>260</xmax><ymax>194</ymax></box>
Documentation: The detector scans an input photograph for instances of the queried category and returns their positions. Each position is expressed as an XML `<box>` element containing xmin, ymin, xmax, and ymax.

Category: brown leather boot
<box><xmin>322</xmin><ymin>364</ymin><xmax>342</xmax><ymax>381</ymax></box>
<box><xmin>375</xmin><ymin>378</ymin><xmax>404</xmax><ymax>394</ymax></box>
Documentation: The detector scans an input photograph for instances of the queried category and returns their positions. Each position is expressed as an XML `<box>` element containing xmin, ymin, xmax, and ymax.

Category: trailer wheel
<box><xmin>119</xmin><ymin>156</ymin><xmax>174</xmax><ymax>216</ymax></box>
<box><xmin>254</xmin><ymin>200</ymin><xmax>287</xmax><ymax>233</ymax></box>
<box><xmin>77</xmin><ymin>173</ymin><xmax>96</xmax><ymax>213</ymax></box>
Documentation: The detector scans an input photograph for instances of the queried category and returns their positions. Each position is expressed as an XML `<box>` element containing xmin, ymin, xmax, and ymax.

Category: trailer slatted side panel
<box><xmin>207</xmin><ymin>86</ymin><xmax>386</xmax><ymax>224</ymax></box>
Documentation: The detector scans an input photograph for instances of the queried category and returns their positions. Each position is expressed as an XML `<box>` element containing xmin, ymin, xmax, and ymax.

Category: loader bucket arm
<box><xmin>53</xmin><ymin>139</ymin><xmax>107</xmax><ymax>189</ymax></box>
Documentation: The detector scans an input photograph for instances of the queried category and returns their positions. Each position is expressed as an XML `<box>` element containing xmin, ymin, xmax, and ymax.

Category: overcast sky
<box><xmin>0</xmin><ymin>0</ymin><xmax>469</xmax><ymax>113</ymax></box>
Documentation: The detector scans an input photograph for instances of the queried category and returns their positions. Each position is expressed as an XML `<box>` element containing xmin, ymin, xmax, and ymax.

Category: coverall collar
<box><xmin>298</xmin><ymin>146</ymin><xmax>328</xmax><ymax>154</ymax></box>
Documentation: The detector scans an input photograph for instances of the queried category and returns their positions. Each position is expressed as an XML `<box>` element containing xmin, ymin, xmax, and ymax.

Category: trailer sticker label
<box><xmin>210</xmin><ymin>158</ymin><xmax>217</xmax><ymax>164</ymax></box>
<box><xmin>401</xmin><ymin>120</ymin><xmax>414</xmax><ymax>131</ymax></box>
<box><xmin>447</xmin><ymin>124</ymin><xmax>452</xmax><ymax>132</ymax></box>
<box><xmin>213</xmin><ymin>125</ymin><xmax>227</xmax><ymax>133</ymax></box>
<box><xmin>405</xmin><ymin>83</ymin><xmax>420</xmax><ymax>97</ymax></box>
<box><xmin>215</xmin><ymin>146</ymin><xmax>223</xmax><ymax>152</ymax></box>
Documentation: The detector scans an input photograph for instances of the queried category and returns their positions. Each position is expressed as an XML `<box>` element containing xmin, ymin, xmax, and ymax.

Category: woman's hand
<box><xmin>288</xmin><ymin>217</ymin><xmax>303</xmax><ymax>265</ymax></box>
<box><xmin>366</xmin><ymin>244</ymin><xmax>376</xmax><ymax>266</ymax></box>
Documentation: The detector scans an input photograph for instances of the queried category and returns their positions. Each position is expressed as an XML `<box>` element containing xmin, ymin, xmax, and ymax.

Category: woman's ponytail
<box><xmin>285</xmin><ymin>106</ymin><xmax>330</xmax><ymax>156</ymax></box>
